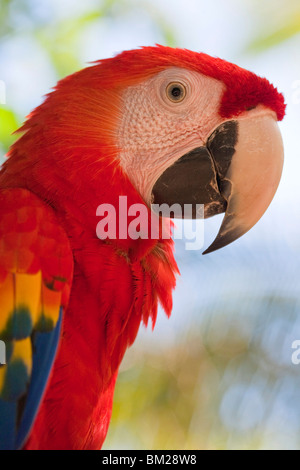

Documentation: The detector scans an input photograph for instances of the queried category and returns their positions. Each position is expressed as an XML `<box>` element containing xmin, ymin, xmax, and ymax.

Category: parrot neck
<box><xmin>1</xmin><ymin>137</ymin><xmax>179</xmax><ymax>319</ymax></box>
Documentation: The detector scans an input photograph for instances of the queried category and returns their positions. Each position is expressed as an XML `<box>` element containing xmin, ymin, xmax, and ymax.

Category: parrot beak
<box><xmin>203</xmin><ymin>114</ymin><xmax>284</xmax><ymax>254</ymax></box>
<box><xmin>152</xmin><ymin>112</ymin><xmax>284</xmax><ymax>254</ymax></box>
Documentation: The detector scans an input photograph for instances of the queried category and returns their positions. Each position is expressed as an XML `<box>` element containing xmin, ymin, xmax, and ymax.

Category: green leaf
<box><xmin>0</xmin><ymin>107</ymin><xmax>20</xmax><ymax>152</ymax></box>
<box><xmin>246</xmin><ymin>13</ymin><xmax>300</xmax><ymax>52</ymax></box>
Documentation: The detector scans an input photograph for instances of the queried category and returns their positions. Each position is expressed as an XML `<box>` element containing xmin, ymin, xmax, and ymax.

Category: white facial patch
<box><xmin>117</xmin><ymin>67</ymin><xmax>225</xmax><ymax>203</ymax></box>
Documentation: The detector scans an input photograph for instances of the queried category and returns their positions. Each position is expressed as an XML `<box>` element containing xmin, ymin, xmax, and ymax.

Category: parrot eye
<box><xmin>166</xmin><ymin>82</ymin><xmax>186</xmax><ymax>103</ymax></box>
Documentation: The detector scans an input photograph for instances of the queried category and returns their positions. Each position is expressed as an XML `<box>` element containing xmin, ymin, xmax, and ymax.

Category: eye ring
<box><xmin>166</xmin><ymin>82</ymin><xmax>186</xmax><ymax>103</ymax></box>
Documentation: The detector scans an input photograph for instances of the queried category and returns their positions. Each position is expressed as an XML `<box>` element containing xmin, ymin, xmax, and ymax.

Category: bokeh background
<box><xmin>0</xmin><ymin>0</ymin><xmax>300</xmax><ymax>450</ymax></box>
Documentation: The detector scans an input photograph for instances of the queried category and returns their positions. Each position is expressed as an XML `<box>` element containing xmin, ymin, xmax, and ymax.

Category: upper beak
<box><xmin>203</xmin><ymin>114</ymin><xmax>284</xmax><ymax>254</ymax></box>
<box><xmin>152</xmin><ymin>112</ymin><xmax>284</xmax><ymax>253</ymax></box>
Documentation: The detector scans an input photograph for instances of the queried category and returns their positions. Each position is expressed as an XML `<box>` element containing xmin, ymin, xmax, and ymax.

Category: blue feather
<box><xmin>0</xmin><ymin>308</ymin><xmax>63</xmax><ymax>450</ymax></box>
<box><xmin>0</xmin><ymin>401</ymin><xmax>17</xmax><ymax>450</ymax></box>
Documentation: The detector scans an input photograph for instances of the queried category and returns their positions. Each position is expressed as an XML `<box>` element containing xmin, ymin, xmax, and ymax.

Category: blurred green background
<box><xmin>0</xmin><ymin>0</ymin><xmax>300</xmax><ymax>450</ymax></box>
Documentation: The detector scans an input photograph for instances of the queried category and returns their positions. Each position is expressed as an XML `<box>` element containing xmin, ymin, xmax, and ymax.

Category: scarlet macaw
<box><xmin>0</xmin><ymin>46</ymin><xmax>285</xmax><ymax>450</ymax></box>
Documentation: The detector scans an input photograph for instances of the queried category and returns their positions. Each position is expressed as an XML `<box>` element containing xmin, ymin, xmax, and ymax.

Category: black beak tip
<box><xmin>202</xmin><ymin>247</ymin><xmax>213</xmax><ymax>256</ymax></box>
<box><xmin>202</xmin><ymin>241</ymin><xmax>223</xmax><ymax>255</ymax></box>
<box><xmin>202</xmin><ymin>226</ymin><xmax>245</xmax><ymax>255</ymax></box>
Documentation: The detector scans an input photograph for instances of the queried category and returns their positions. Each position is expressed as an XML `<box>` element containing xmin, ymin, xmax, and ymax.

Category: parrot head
<box><xmin>114</xmin><ymin>46</ymin><xmax>285</xmax><ymax>253</ymax></box>
<box><xmin>14</xmin><ymin>45</ymin><xmax>285</xmax><ymax>253</ymax></box>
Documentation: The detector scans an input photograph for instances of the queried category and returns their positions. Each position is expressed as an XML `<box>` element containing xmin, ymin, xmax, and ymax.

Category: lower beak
<box><xmin>152</xmin><ymin>113</ymin><xmax>284</xmax><ymax>254</ymax></box>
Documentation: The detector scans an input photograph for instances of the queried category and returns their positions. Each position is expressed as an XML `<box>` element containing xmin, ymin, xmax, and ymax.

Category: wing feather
<box><xmin>0</xmin><ymin>189</ymin><xmax>73</xmax><ymax>449</ymax></box>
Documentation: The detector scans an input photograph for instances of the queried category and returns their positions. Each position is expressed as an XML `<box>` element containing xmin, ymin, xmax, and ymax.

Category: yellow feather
<box><xmin>15</xmin><ymin>271</ymin><xmax>42</xmax><ymax>326</ymax></box>
<box><xmin>12</xmin><ymin>338</ymin><xmax>32</xmax><ymax>376</ymax></box>
<box><xmin>0</xmin><ymin>273</ymin><xmax>14</xmax><ymax>334</ymax></box>
<box><xmin>0</xmin><ymin>366</ymin><xmax>6</xmax><ymax>395</ymax></box>
<box><xmin>36</xmin><ymin>285</ymin><xmax>62</xmax><ymax>330</ymax></box>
